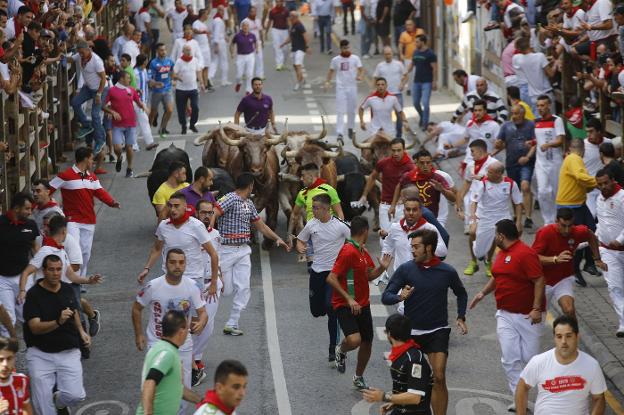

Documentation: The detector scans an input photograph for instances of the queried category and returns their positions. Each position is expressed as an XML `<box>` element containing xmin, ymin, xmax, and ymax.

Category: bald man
<box><xmin>469</xmin><ymin>161</ymin><xmax>523</xmax><ymax>277</ymax></box>
<box><xmin>495</xmin><ymin>104</ymin><xmax>536</xmax><ymax>230</ymax></box>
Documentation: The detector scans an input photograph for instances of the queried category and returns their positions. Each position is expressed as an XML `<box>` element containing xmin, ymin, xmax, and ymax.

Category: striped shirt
<box><xmin>0</xmin><ymin>373</ymin><xmax>30</xmax><ymax>414</ymax></box>
<box><xmin>217</xmin><ymin>192</ymin><xmax>260</xmax><ymax>245</ymax></box>
<box><xmin>452</xmin><ymin>90</ymin><xmax>508</xmax><ymax>124</ymax></box>
<box><xmin>134</xmin><ymin>67</ymin><xmax>149</xmax><ymax>104</ymax></box>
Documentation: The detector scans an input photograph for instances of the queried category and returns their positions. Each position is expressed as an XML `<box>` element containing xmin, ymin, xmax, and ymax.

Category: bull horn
<box><xmin>279</xmin><ymin>172</ymin><xmax>301</xmax><ymax>182</ymax></box>
<box><xmin>351</xmin><ymin>133</ymin><xmax>372</xmax><ymax>149</ymax></box>
<box><xmin>306</xmin><ymin>115</ymin><xmax>327</xmax><ymax>141</ymax></box>
<box><xmin>404</xmin><ymin>128</ymin><xmax>420</xmax><ymax>150</ymax></box>
<box><xmin>219</xmin><ymin>121</ymin><xmax>244</xmax><ymax>147</ymax></box>
<box><xmin>323</xmin><ymin>150</ymin><xmax>339</xmax><ymax>158</ymax></box>
<box><xmin>193</xmin><ymin>133</ymin><xmax>213</xmax><ymax>146</ymax></box>
<box><xmin>284</xmin><ymin>150</ymin><xmax>297</xmax><ymax>158</ymax></box>
<box><xmin>266</xmin><ymin>118</ymin><xmax>288</xmax><ymax>145</ymax></box>
<box><xmin>337</xmin><ymin>174</ymin><xmax>345</xmax><ymax>182</ymax></box>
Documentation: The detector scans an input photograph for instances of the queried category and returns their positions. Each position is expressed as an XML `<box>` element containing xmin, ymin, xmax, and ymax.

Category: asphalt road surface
<box><xmin>40</xmin><ymin>19</ymin><xmax>624</xmax><ymax>415</ymax></box>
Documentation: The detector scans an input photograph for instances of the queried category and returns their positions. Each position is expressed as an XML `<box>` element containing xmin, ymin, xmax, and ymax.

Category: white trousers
<box><xmin>600</xmin><ymin>247</ymin><xmax>624</xmax><ymax>331</ymax></box>
<box><xmin>236</xmin><ymin>53</ymin><xmax>255</xmax><ymax>93</ymax></box>
<box><xmin>193</xmin><ymin>278</ymin><xmax>223</xmax><ymax>361</ymax></box>
<box><xmin>220</xmin><ymin>244</ymin><xmax>252</xmax><ymax>328</ymax></box>
<box><xmin>271</xmin><ymin>28</ymin><xmax>289</xmax><ymax>66</ymax></box>
<box><xmin>0</xmin><ymin>274</ymin><xmax>22</xmax><ymax>336</ymax></box>
<box><xmin>473</xmin><ymin>216</ymin><xmax>509</xmax><ymax>259</ymax></box>
<box><xmin>535</xmin><ymin>160</ymin><xmax>561</xmax><ymax>225</ymax></box>
<box><xmin>496</xmin><ymin>309</ymin><xmax>543</xmax><ymax>395</ymax></box>
<box><xmin>27</xmin><ymin>347</ymin><xmax>85</xmax><ymax>415</ymax></box>
<box><xmin>335</xmin><ymin>87</ymin><xmax>357</xmax><ymax>136</ymax></box>
<box><xmin>209</xmin><ymin>40</ymin><xmax>229</xmax><ymax>83</ymax></box>
<box><xmin>586</xmin><ymin>189</ymin><xmax>600</xmax><ymax>218</ymax></box>
<box><xmin>379</xmin><ymin>203</ymin><xmax>403</xmax><ymax>233</ymax></box>
<box><xmin>200</xmin><ymin>46</ymin><xmax>212</xmax><ymax>72</ymax></box>
<box><xmin>438</xmin><ymin>199</ymin><xmax>449</xmax><ymax>228</ymax></box>
<box><xmin>436</xmin><ymin>131</ymin><xmax>466</xmax><ymax>156</ymax></box>
<box><xmin>254</xmin><ymin>46</ymin><xmax>265</xmax><ymax>78</ymax></box>
<box><xmin>67</xmin><ymin>222</ymin><xmax>95</xmax><ymax>277</ymax></box>
<box><xmin>134</xmin><ymin>106</ymin><xmax>154</xmax><ymax>145</ymax></box>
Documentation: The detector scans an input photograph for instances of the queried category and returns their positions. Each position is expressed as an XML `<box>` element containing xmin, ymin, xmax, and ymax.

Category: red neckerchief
<box><xmin>392</xmin><ymin>153</ymin><xmax>411</xmax><ymax>166</ymax></box>
<box><xmin>197</xmin><ymin>390</ymin><xmax>235</xmax><ymax>415</ymax></box>
<box><xmin>176</xmin><ymin>5</ymin><xmax>187</xmax><ymax>12</ymax></box>
<box><xmin>408</xmin><ymin>167</ymin><xmax>436</xmax><ymax>181</ymax></box>
<box><xmin>372</xmin><ymin>91</ymin><xmax>389</xmax><ymax>99</ymax></box>
<box><xmin>6</xmin><ymin>210</ymin><xmax>25</xmax><ymax>225</ymax></box>
<box><xmin>605</xmin><ymin>184</ymin><xmax>622</xmax><ymax>199</ymax></box>
<box><xmin>340</xmin><ymin>51</ymin><xmax>351</xmax><ymax>58</ymax></box>
<box><xmin>167</xmin><ymin>210</ymin><xmax>191</xmax><ymax>226</ymax></box>
<box><xmin>565</xmin><ymin>6</ymin><xmax>580</xmax><ymax>18</ymax></box>
<box><xmin>400</xmin><ymin>216</ymin><xmax>427</xmax><ymax>233</ymax></box>
<box><xmin>304</xmin><ymin>177</ymin><xmax>326</xmax><ymax>192</ymax></box>
<box><xmin>14</xmin><ymin>20</ymin><xmax>23</xmax><ymax>36</ymax></box>
<box><xmin>214</xmin><ymin>11</ymin><xmax>223</xmax><ymax>19</ymax></box>
<box><xmin>471</xmin><ymin>112</ymin><xmax>494</xmax><ymax>125</ymax></box>
<box><xmin>181</xmin><ymin>54</ymin><xmax>193</xmax><ymax>62</ymax></box>
<box><xmin>473</xmin><ymin>156</ymin><xmax>490</xmax><ymax>175</ymax></box>
<box><xmin>417</xmin><ymin>256</ymin><xmax>442</xmax><ymax>269</ymax></box>
<box><xmin>587</xmin><ymin>0</ymin><xmax>597</xmax><ymax>7</ymax></box>
<box><xmin>0</xmin><ymin>46</ymin><xmax>5</xmax><ymax>60</ymax></box>
<box><xmin>139</xmin><ymin>7</ymin><xmax>149</xmax><ymax>13</ymax></box>
<box><xmin>184</xmin><ymin>34</ymin><xmax>193</xmax><ymax>40</ymax></box>
<box><xmin>43</xmin><ymin>236</ymin><xmax>64</xmax><ymax>249</ymax></box>
<box><xmin>37</xmin><ymin>200</ymin><xmax>58</xmax><ymax>210</ymax></box>
<box><xmin>388</xmin><ymin>339</ymin><xmax>421</xmax><ymax>362</ymax></box>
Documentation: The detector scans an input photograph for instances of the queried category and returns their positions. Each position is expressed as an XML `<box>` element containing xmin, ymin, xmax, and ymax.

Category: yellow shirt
<box><xmin>152</xmin><ymin>182</ymin><xmax>189</xmax><ymax>205</ymax></box>
<box><xmin>398</xmin><ymin>29</ymin><xmax>424</xmax><ymax>60</ymax></box>
<box><xmin>555</xmin><ymin>153</ymin><xmax>596</xmax><ymax>206</ymax></box>
<box><xmin>519</xmin><ymin>101</ymin><xmax>535</xmax><ymax>121</ymax></box>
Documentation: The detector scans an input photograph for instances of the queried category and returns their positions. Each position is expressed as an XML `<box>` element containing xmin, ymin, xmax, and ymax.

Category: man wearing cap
<box><xmin>70</xmin><ymin>41</ymin><xmax>107</xmax><ymax>152</ymax></box>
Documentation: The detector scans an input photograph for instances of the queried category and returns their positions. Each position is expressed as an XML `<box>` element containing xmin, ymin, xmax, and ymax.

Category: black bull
<box><xmin>335</xmin><ymin>152</ymin><xmax>367</xmax><ymax>220</ymax></box>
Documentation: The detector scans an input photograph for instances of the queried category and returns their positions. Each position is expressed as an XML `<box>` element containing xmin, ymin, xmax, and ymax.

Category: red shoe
<box><xmin>94</xmin><ymin>168</ymin><xmax>108</xmax><ymax>174</ymax></box>
<box><xmin>235</xmin><ymin>83</ymin><xmax>241</xmax><ymax>92</ymax></box>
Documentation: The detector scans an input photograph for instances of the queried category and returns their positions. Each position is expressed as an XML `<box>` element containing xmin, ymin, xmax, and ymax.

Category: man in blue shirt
<box><xmin>382</xmin><ymin>228</ymin><xmax>467</xmax><ymax>415</ymax></box>
<box><xmin>399</xmin><ymin>34</ymin><xmax>437</xmax><ymax>130</ymax></box>
<box><xmin>148</xmin><ymin>42</ymin><xmax>175</xmax><ymax>138</ymax></box>
<box><xmin>495</xmin><ymin>104</ymin><xmax>536</xmax><ymax>229</ymax></box>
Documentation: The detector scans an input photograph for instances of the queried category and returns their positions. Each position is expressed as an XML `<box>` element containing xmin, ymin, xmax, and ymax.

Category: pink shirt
<box><xmin>501</xmin><ymin>41</ymin><xmax>516</xmax><ymax>77</ymax></box>
<box><xmin>104</xmin><ymin>85</ymin><xmax>141</xmax><ymax>128</ymax></box>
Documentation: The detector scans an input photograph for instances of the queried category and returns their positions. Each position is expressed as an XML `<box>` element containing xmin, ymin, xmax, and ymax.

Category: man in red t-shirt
<box><xmin>532</xmin><ymin>208</ymin><xmax>606</xmax><ymax>317</ymax></box>
<box><xmin>469</xmin><ymin>219</ymin><xmax>545</xmax><ymax>406</ymax></box>
<box><xmin>265</xmin><ymin>0</ymin><xmax>290</xmax><ymax>70</ymax></box>
<box><xmin>103</xmin><ymin>70</ymin><xmax>149</xmax><ymax>178</ymax></box>
<box><xmin>390</xmin><ymin>149</ymin><xmax>456</xmax><ymax>220</ymax></box>
<box><xmin>326</xmin><ymin>216</ymin><xmax>390</xmax><ymax>390</ymax></box>
<box><xmin>357</xmin><ymin>138</ymin><xmax>415</xmax><ymax>235</ymax></box>
<box><xmin>0</xmin><ymin>337</ymin><xmax>33</xmax><ymax>414</ymax></box>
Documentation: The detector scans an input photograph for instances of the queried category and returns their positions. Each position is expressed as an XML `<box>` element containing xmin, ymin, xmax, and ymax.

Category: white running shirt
<box><xmin>373</xmin><ymin>60</ymin><xmax>406</xmax><ymax>94</ymax></box>
<box><xmin>534</xmin><ymin>116</ymin><xmax>565</xmax><ymax>166</ymax></box>
<box><xmin>330</xmin><ymin>54</ymin><xmax>362</xmax><ymax>89</ymax></box>
<box><xmin>297</xmin><ymin>217</ymin><xmax>350</xmax><ymax>273</ymax></box>
<box><xmin>470</xmin><ymin>177</ymin><xmax>522</xmax><ymax>219</ymax></box>
<box><xmin>382</xmin><ymin>220</ymin><xmax>447</xmax><ymax>270</ymax></box>
<box><xmin>520</xmin><ymin>349</ymin><xmax>607</xmax><ymax>415</ymax></box>
<box><xmin>360</xmin><ymin>93</ymin><xmax>402</xmax><ymax>134</ymax></box>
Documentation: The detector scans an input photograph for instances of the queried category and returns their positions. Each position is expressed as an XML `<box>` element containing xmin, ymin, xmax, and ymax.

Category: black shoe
<box><xmin>88</xmin><ymin>309</ymin><xmax>101</xmax><ymax>337</ymax></box>
<box><xmin>53</xmin><ymin>391</ymin><xmax>72</xmax><ymax>414</ymax></box>
<box><xmin>348</xmin><ymin>128</ymin><xmax>354</xmax><ymax>139</ymax></box>
<box><xmin>115</xmin><ymin>155</ymin><xmax>123</xmax><ymax>172</ymax></box>
<box><xmin>189</xmin><ymin>125</ymin><xmax>198</xmax><ymax>133</ymax></box>
<box><xmin>327</xmin><ymin>49</ymin><xmax>333</xmax><ymax>55</ymax></box>
<box><xmin>181</xmin><ymin>126</ymin><xmax>187</xmax><ymax>135</ymax></box>
<box><xmin>616</xmin><ymin>331</ymin><xmax>624</xmax><ymax>338</ymax></box>
<box><xmin>524</xmin><ymin>218</ymin><xmax>534</xmax><ymax>229</ymax></box>
<box><xmin>125</xmin><ymin>168</ymin><xmax>134</xmax><ymax>178</ymax></box>
<box><xmin>583</xmin><ymin>263</ymin><xmax>602</xmax><ymax>277</ymax></box>
<box><xmin>374</xmin><ymin>49</ymin><xmax>380</xmax><ymax>55</ymax></box>
<box><xmin>574</xmin><ymin>272</ymin><xmax>587</xmax><ymax>287</ymax></box>
<box><xmin>161</xmin><ymin>128</ymin><xmax>170</xmax><ymax>135</ymax></box>
<box><xmin>108</xmin><ymin>154</ymin><xmax>115</xmax><ymax>163</ymax></box>
<box><xmin>80</xmin><ymin>345</ymin><xmax>90</xmax><ymax>360</ymax></box>
<box><xmin>335</xmin><ymin>345</ymin><xmax>346</xmax><ymax>373</ymax></box>
<box><xmin>192</xmin><ymin>367</ymin><xmax>207</xmax><ymax>387</ymax></box>
<box><xmin>534</xmin><ymin>200</ymin><xmax>540</xmax><ymax>210</ymax></box>
<box><xmin>152</xmin><ymin>113</ymin><xmax>158</xmax><ymax>127</ymax></box>
<box><xmin>328</xmin><ymin>345</ymin><xmax>336</xmax><ymax>365</ymax></box>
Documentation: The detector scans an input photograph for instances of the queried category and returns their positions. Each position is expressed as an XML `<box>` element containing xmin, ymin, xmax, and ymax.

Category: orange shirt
<box><xmin>398</xmin><ymin>29</ymin><xmax>425</xmax><ymax>60</ymax></box>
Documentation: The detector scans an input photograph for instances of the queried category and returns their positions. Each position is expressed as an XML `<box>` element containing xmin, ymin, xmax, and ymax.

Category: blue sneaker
<box><xmin>76</xmin><ymin>126</ymin><xmax>94</xmax><ymax>139</ymax></box>
<box><xmin>93</xmin><ymin>140</ymin><xmax>104</xmax><ymax>155</ymax></box>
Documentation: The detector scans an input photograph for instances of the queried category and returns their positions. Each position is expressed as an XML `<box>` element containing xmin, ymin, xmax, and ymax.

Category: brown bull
<box><xmin>193</xmin><ymin>123</ymin><xmax>246</xmax><ymax>175</ymax></box>
<box><xmin>351</xmin><ymin>130</ymin><xmax>418</xmax><ymax>230</ymax></box>
<box><xmin>219</xmin><ymin>122</ymin><xmax>287</xmax><ymax>249</ymax></box>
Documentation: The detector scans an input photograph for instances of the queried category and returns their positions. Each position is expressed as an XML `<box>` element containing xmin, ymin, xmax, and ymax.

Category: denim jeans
<box><xmin>71</xmin><ymin>85</ymin><xmax>104</xmax><ymax>146</ymax></box>
<box><xmin>395</xmin><ymin>92</ymin><xmax>404</xmax><ymax>138</ymax></box>
<box><xmin>342</xmin><ymin>1</ymin><xmax>355</xmax><ymax>34</ymax></box>
<box><xmin>175</xmin><ymin>89</ymin><xmax>199</xmax><ymax>128</ymax></box>
<box><xmin>412</xmin><ymin>82</ymin><xmax>432</xmax><ymax>127</ymax></box>
<box><xmin>360</xmin><ymin>20</ymin><xmax>376</xmax><ymax>55</ymax></box>
<box><xmin>317</xmin><ymin>15</ymin><xmax>332</xmax><ymax>53</ymax></box>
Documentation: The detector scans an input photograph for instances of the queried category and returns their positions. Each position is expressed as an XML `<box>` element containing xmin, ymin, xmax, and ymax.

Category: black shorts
<box><xmin>411</xmin><ymin>327</ymin><xmax>451</xmax><ymax>355</ymax></box>
<box><xmin>336</xmin><ymin>305</ymin><xmax>374</xmax><ymax>343</ymax></box>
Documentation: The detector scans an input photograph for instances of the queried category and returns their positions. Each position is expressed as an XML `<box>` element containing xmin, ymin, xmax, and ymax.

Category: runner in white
<box><xmin>516</xmin><ymin>315</ymin><xmax>607</xmax><ymax>415</ymax></box>
<box><xmin>584</xmin><ymin>118</ymin><xmax>612</xmax><ymax>217</ymax></box>
<box><xmin>595</xmin><ymin>169</ymin><xmax>624</xmax><ymax>337</ymax></box>
<box><xmin>242</xmin><ymin>6</ymin><xmax>265</xmax><ymax>79</ymax></box>
<box><xmin>532</xmin><ymin>95</ymin><xmax>565</xmax><ymax>225</ymax></box>
<box><xmin>121</xmin><ymin>30</ymin><xmax>142</xmax><ymax>67</ymax></box>
<box><xmin>382</xmin><ymin>196</ymin><xmax>448</xmax><ymax>271</ymax></box>
<box><xmin>171</xmin><ymin>25</ymin><xmax>205</xmax><ymax>68</ymax></box>
<box><xmin>132</xmin><ymin>248</ymin><xmax>207</xmax><ymax>414</ymax></box>
<box><xmin>358</xmin><ymin>77</ymin><xmax>409</xmax><ymax>137</ymax></box>
<box><xmin>31</xmin><ymin>179</ymin><xmax>63</xmax><ymax>233</ymax></box>
<box><xmin>191</xmin><ymin>200</ymin><xmax>223</xmax><ymax>386</ymax></box>
<box><xmin>192</xmin><ymin>8</ymin><xmax>212</xmax><ymax>90</ymax></box>
<box><xmin>458</xmin><ymin>100</ymin><xmax>501</xmax><ymax>163</ymax></box>
<box><xmin>209</xmin><ymin>5</ymin><xmax>231</xmax><ymax>87</ymax></box>
<box><xmin>469</xmin><ymin>161</ymin><xmax>523</xmax><ymax>277</ymax></box>
<box><xmin>373</xmin><ymin>46</ymin><xmax>406</xmax><ymax>138</ymax></box>
<box><xmin>423</xmin><ymin>121</ymin><xmax>467</xmax><ymax>159</ymax></box>
<box><xmin>325</xmin><ymin>38</ymin><xmax>363</xmax><ymax>143</ymax></box>
<box><xmin>166</xmin><ymin>0</ymin><xmax>188</xmax><ymax>39</ymax></box>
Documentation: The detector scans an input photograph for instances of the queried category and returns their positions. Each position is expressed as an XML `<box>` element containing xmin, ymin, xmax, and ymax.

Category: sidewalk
<box><xmin>358</xmin><ymin>52</ymin><xmax>624</xmax><ymax>401</ymax></box>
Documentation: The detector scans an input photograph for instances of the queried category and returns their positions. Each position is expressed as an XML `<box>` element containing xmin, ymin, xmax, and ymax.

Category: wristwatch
<box><xmin>383</xmin><ymin>391</ymin><xmax>392</xmax><ymax>403</ymax></box>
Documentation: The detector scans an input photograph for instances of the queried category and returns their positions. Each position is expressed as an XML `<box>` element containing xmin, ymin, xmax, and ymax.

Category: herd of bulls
<box><xmin>145</xmin><ymin>117</ymin><xmax>418</xmax><ymax>248</ymax></box>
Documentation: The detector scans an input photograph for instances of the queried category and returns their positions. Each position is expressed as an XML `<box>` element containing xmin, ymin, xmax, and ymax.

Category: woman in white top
<box><xmin>192</xmin><ymin>8</ymin><xmax>212</xmax><ymax>90</ymax></box>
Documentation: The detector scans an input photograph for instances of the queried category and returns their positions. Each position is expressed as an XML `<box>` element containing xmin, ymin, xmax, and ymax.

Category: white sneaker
<box><xmin>507</xmin><ymin>403</ymin><xmax>516</xmax><ymax>412</ymax></box>
<box><xmin>293</xmin><ymin>82</ymin><xmax>300</xmax><ymax>91</ymax></box>
<box><xmin>221</xmin><ymin>81</ymin><xmax>232</xmax><ymax>87</ymax></box>
<box><xmin>363</xmin><ymin>54</ymin><xmax>371</xmax><ymax>59</ymax></box>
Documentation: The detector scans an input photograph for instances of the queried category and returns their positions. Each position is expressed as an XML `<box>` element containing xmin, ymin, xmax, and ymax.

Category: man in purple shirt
<box><xmin>234</xmin><ymin>78</ymin><xmax>277</xmax><ymax>133</ymax></box>
<box><xmin>230</xmin><ymin>21</ymin><xmax>258</xmax><ymax>93</ymax></box>
<box><xmin>180</xmin><ymin>167</ymin><xmax>219</xmax><ymax>220</ymax></box>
